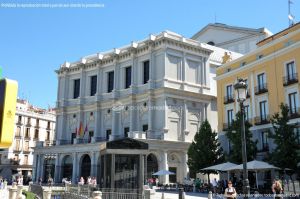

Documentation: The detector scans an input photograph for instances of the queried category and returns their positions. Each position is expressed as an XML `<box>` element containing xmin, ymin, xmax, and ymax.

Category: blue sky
<box><xmin>0</xmin><ymin>0</ymin><xmax>299</xmax><ymax>108</ymax></box>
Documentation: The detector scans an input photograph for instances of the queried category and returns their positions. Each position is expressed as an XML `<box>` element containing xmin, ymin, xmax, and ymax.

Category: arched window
<box><xmin>207</xmin><ymin>41</ymin><xmax>215</xmax><ymax>46</ymax></box>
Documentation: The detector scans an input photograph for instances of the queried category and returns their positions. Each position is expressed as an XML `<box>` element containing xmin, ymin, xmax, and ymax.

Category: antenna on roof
<box><xmin>288</xmin><ymin>0</ymin><xmax>295</xmax><ymax>26</ymax></box>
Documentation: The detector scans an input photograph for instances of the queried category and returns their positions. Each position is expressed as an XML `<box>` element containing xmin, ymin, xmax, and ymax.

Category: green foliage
<box><xmin>226</xmin><ymin>111</ymin><xmax>257</xmax><ymax>163</ymax></box>
<box><xmin>270</xmin><ymin>103</ymin><xmax>300</xmax><ymax>170</ymax></box>
<box><xmin>187</xmin><ymin>119</ymin><xmax>224</xmax><ymax>177</ymax></box>
<box><xmin>22</xmin><ymin>190</ymin><xmax>35</xmax><ymax>199</ymax></box>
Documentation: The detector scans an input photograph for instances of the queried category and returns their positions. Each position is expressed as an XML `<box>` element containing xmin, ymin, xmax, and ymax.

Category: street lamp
<box><xmin>234</xmin><ymin>78</ymin><xmax>250</xmax><ymax>198</ymax></box>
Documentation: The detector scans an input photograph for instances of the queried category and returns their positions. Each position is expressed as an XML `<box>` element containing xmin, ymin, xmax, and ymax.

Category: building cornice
<box><xmin>215</xmin><ymin>40</ymin><xmax>300</xmax><ymax>80</ymax></box>
<box><xmin>56</xmin><ymin>31</ymin><xmax>213</xmax><ymax>75</ymax></box>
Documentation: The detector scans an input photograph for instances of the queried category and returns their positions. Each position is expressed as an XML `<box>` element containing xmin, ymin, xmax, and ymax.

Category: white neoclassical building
<box><xmin>33</xmin><ymin>30</ymin><xmax>241</xmax><ymax>189</ymax></box>
<box><xmin>0</xmin><ymin>99</ymin><xmax>55</xmax><ymax>183</ymax></box>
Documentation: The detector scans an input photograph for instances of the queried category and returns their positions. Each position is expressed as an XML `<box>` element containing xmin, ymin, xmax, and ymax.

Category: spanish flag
<box><xmin>78</xmin><ymin>122</ymin><xmax>84</xmax><ymax>137</ymax></box>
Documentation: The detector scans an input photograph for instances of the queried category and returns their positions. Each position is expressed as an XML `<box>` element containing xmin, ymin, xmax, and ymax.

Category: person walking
<box><xmin>224</xmin><ymin>181</ymin><xmax>237</xmax><ymax>199</ymax></box>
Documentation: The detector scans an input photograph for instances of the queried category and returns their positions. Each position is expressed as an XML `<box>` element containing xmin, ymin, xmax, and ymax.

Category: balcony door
<box><xmin>226</xmin><ymin>85</ymin><xmax>233</xmax><ymax>99</ymax></box>
<box><xmin>286</xmin><ymin>61</ymin><xmax>296</xmax><ymax>80</ymax></box>
<box><xmin>259</xmin><ymin>101</ymin><xmax>267</xmax><ymax>121</ymax></box>
<box><xmin>288</xmin><ymin>92</ymin><xmax>297</xmax><ymax>114</ymax></box>
<box><xmin>257</xmin><ymin>73</ymin><xmax>265</xmax><ymax>90</ymax></box>
<box><xmin>227</xmin><ymin>109</ymin><xmax>233</xmax><ymax>126</ymax></box>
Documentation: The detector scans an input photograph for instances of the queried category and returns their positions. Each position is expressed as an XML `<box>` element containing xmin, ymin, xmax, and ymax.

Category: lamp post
<box><xmin>234</xmin><ymin>78</ymin><xmax>250</xmax><ymax>198</ymax></box>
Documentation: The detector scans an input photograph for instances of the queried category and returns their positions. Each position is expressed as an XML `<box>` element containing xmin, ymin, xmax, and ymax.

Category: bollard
<box><xmin>43</xmin><ymin>189</ymin><xmax>52</xmax><ymax>199</ymax></box>
<box><xmin>144</xmin><ymin>189</ymin><xmax>151</xmax><ymax>199</ymax></box>
<box><xmin>16</xmin><ymin>185</ymin><xmax>25</xmax><ymax>199</ymax></box>
<box><xmin>78</xmin><ymin>184</ymin><xmax>81</xmax><ymax>195</ymax></box>
<box><xmin>28</xmin><ymin>182</ymin><xmax>33</xmax><ymax>192</ymax></box>
<box><xmin>193</xmin><ymin>184</ymin><xmax>196</xmax><ymax>192</ymax></box>
<box><xmin>178</xmin><ymin>188</ymin><xmax>184</xmax><ymax>199</ymax></box>
<box><xmin>161</xmin><ymin>192</ymin><xmax>165</xmax><ymax>199</ymax></box>
<box><xmin>92</xmin><ymin>191</ymin><xmax>102</xmax><ymax>199</ymax></box>
<box><xmin>208</xmin><ymin>191</ymin><xmax>213</xmax><ymax>199</ymax></box>
<box><xmin>9</xmin><ymin>186</ymin><xmax>17</xmax><ymax>199</ymax></box>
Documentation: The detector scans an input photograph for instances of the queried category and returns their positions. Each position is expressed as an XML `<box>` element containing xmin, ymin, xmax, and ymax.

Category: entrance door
<box><xmin>169</xmin><ymin>167</ymin><xmax>177</xmax><ymax>183</ymax></box>
<box><xmin>81</xmin><ymin>155</ymin><xmax>91</xmax><ymax>179</ymax></box>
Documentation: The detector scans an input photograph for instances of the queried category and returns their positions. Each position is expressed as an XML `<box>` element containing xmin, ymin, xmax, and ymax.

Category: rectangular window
<box><xmin>143</xmin><ymin>60</ymin><xmax>150</xmax><ymax>84</ymax></box>
<box><xmin>259</xmin><ymin>101</ymin><xmax>267</xmax><ymax>120</ymax></box>
<box><xmin>289</xmin><ymin>92</ymin><xmax>297</xmax><ymax>114</ymax></box>
<box><xmin>24</xmin><ymin>155</ymin><xmax>28</xmax><ymax>165</ymax></box>
<box><xmin>27</xmin><ymin>117</ymin><xmax>31</xmax><ymax>125</ymax></box>
<box><xmin>286</xmin><ymin>61</ymin><xmax>296</xmax><ymax>80</ymax></box>
<box><xmin>244</xmin><ymin>105</ymin><xmax>250</xmax><ymax>121</ymax></box>
<box><xmin>46</xmin><ymin>131</ymin><xmax>50</xmax><ymax>141</ymax></box>
<box><xmin>106</xmin><ymin>129</ymin><xmax>111</xmax><ymax>140</ymax></box>
<box><xmin>24</xmin><ymin>141</ymin><xmax>29</xmax><ymax>151</ymax></box>
<box><xmin>15</xmin><ymin>140</ymin><xmax>20</xmax><ymax>151</ymax></box>
<box><xmin>47</xmin><ymin>121</ymin><xmax>51</xmax><ymax>129</ymax></box>
<box><xmin>125</xmin><ymin>66</ymin><xmax>132</xmax><ymax>89</ymax></box>
<box><xmin>71</xmin><ymin>133</ymin><xmax>76</xmax><ymax>144</ymax></box>
<box><xmin>124</xmin><ymin>127</ymin><xmax>130</xmax><ymax>138</ymax></box>
<box><xmin>257</xmin><ymin>73</ymin><xmax>265</xmax><ymax>90</ymax></box>
<box><xmin>90</xmin><ymin>75</ymin><xmax>97</xmax><ymax>96</ymax></box>
<box><xmin>18</xmin><ymin>116</ymin><xmax>22</xmax><ymax>123</ymax></box>
<box><xmin>107</xmin><ymin>71</ymin><xmax>114</xmax><ymax>93</ymax></box>
<box><xmin>34</xmin><ymin>129</ymin><xmax>39</xmax><ymax>139</ymax></box>
<box><xmin>226</xmin><ymin>85</ymin><xmax>233</xmax><ymax>97</ymax></box>
<box><xmin>25</xmin><ymin>128</ymin><xmax>30</xmax><ymax>138</ymax></box>
<box><xmin>73</xmin><ymin>79</ymin><xmax>80</xmax><ymax>98</ymax></box>
<box><xmin>16</xmin><ymin>127</ymin><xmax>21</xmax><ymax>137</ymax></box>
<box><xmin>36</xmin><ymin>119</ymin><xmax>39</xmax><ymax>127</ymax></box>
<box><xmin>88</xmin><ymin>131</ymin><xmax>94</xmax><ymax>143</ymax></box>
<box><xmin>261</xmin><ymin>131</ymin><xmax>269</xmax><ymax>150</ymax></box>
<box><xmin>142</xmin><ymin>124</ymin><xmax>148</xmax><ymax>132</ymax></box>
<box><xmin>227</xmin><ymin>109</ymin><xmax>234</xmax><ymax>125</ymax></box>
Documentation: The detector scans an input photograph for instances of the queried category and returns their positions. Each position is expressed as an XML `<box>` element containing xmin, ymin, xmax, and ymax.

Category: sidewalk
<box><xmin>153</xmin><ymin>190</ymin><xmax>208</xmax><ymax>199</ymax></box>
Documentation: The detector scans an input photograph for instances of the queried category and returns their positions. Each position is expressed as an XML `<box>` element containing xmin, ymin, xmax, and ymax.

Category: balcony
<box><xmin>254</xmin><ymin>115</ymin><xmax>270</xmax><ymax>125</ymax></box>
<box><xmin>23</xmin><ymin>148</ymin><xmax>31</xmax><ymax>154</ymax></box>
<box><xmin>26</xmin><ymin>122</ymin><xmax>31</xmax><ymax>127</ymax></box>
<box><xmin>13</xmin><ymin>148</ymin><xmax>21</xmax><ymax>153</ymax></box>
<box><xmin>10</xmin><ymin>159</ymin><xmax>20</xmax><ymax>165</ymax></box>
<box><xmin>224</xmin><ymin>95</ymin><xmax>235</xmax><ymax>104</ymax></box>
<box><xmin>223</xmin><ymin>123</ymin><xmax>233</xmax><ymax>131</ymax></box>
<box><xmin>24</xmin><ymin>136</ymin><xmax>31</xmax><ymax>140</ymax></box>
<box><xmin>16</xmin><ymin>121</ymin><xmax>22</xmax><ymax>125</ymax></box>
<box><xmin>283</xmin><ymin>73</ymin><xmax>298</xmax><ymax>86</ymax></box>
<box><xmin>14</xmin><ymin>134</ymin><xmax>22</xmax><ymax>139</ymax></box>
<box><xmin>255</xmin><ymin>83</ymin><xmax>268</xmax><ymax>95</ymax></box>
<box><xmin>288</xmin><ymin>107</ymin><xmax>300</xmax><ymax>119</ymax></box>
<box><xmin>57</xmin><ymin>139</ymin><xmax>72</xmax><ymax>145</ymax></box>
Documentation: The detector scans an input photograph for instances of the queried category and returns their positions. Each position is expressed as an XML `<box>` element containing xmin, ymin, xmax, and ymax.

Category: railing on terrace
<box><xmin>283</xmin><ymin>73</ymin><xmax>298</xmax><ymax>86</ymax></box>
<box><xmin>65</xmin><ymin>184</ymin><xmax>143</xmax><ymax>199</ymax></box>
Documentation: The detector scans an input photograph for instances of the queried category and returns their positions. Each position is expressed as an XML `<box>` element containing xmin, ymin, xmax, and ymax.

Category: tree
<box><xmin>187</xmin><ymin>119</ymin><xmax>224</xmax><ymax>183</ymax></box>
<box><xmin>226</xmin><ymin>111</ymin><xmax>257</xmax><ymax>163</ymax></box>
<box><xmin>270</xmin><ymin>103</ymin><xmax>300</xmax><ymax>170</ymax></box>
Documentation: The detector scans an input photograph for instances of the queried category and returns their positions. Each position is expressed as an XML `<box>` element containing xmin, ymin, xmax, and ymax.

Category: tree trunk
<box><xmin>207</xmin><ymin>173</ymin><xmax>211</xmax><ymax>190</ymax></box>
<box><xmin>289</xmin><ymin>175</ymin><xmax>296</xmax><ymax>194</ymax></box>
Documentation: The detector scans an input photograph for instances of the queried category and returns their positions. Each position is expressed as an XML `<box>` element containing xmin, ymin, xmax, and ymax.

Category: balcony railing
<box><xmin>283</xmin><ymin>73</ymin><xmax>298</xmax><ymax>86</ymax></box>
<box><xmin>224</xmin><ymin>95</ymin><xmax>235</xmax><ymax>104</ymax></box>
<box><xmin>255</xmin><ymin>83</ymin><xmax>268</xmax><ymax>95</ymax></box>
<box><xmin>57</xmin><ymin>139</ymin><xmax>72</xmax><ymax>145</ymax></box>
<box><xmin>223</xmin><ymin>123</ymin><xmax>233</xmax><ymax>131</ymax></box>
<box><xmin>288</xmin><ymin>107</ymin><xmax>300</xmax><ymax>119</ymax></box>
<box><xmin>254</xmin><ymin>115</ymin><xmax>270</xmax><ymax>125</ymax></box>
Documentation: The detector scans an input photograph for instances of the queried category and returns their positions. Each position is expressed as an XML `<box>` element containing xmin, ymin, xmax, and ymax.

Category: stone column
<box><xmin>182</xmin><ymin>153</ymin><xmax>188</xmax><ymax>183</ymax></box>
<box><xmin>139</xmin><ymin>154</ymin><xmax>145</xmax><ymax>192</ymax></box>
<box><xmin>32</xmin><ymin>153</ymin><xmax>38</xmax><ymax>182</ymax></box>
<box><xmin>94</xmin><ymin>107</ymin><xmax>101</xmax><ymax>139</ymax></box>
<box><xmin>129</xmin><ymin>98</ymin><xmax>137</xmax><ymax>133</ymax></box>
<box><xmin>183</xmin><ymin>100</ymin><xmax>188</xmax><ymax>141</ymax></box>
<box><xmin>92</xmin><ymin>191</ymin><xmax>102</xmax><ymax>199</ymax></box>
<box><xmin>8</xmin><ymin>186</ymin><xmax>17</xmax><ymax>199</ymax></box>
<box><xmin>72</xmin><ymin>153</ymin><xmax>78</xmax><ymax>183</ymax></box>
<box><xmin>147</xmin><ymin>93</ymin><xmax>154</xmax><ymax>138</ymax></box>
<box><xmin>54</xmin><ymin>154</ymin><xmax>60</xmax><ymax>183</ymax></box>
<box><xmin>160</xmin><ymin>151</ymin><xmax>168</xmax><ymax>184</ymax></box>
<box><xmin>111</xmin><ymin>108</ymin><xmax>121</xmax><ymax>140</ymax></box>
<box><xmin>90</xmin><ymin>151</ymin><xmax>98</xmax><ymax>177</ymax></box>
<box><xmin>110</xmin><ymin>154</ymin><xmax>115</xmax><ymax>189</ymax></box>
<box><xmin>148</xmin><ymin>43</ymin><xmax>155</xmax><ymax>89</ymax></box>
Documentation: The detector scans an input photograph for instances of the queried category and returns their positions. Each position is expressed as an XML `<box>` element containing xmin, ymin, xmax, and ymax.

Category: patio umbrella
<box><xmin>201</xmin><ymin>162</ymin><xmax>238</xmax><ymax>180</ymax></box>
<box><xmin>201</xmin><ymin>162</ymin><xmax>238</xmax><ymax>172</ymax></box>
<box><xmin>152</xmin><ymin>169</ymin><xmax>175</xmax><ymax>176</ymax></box>
<box><xmin>224</xmin><ymin>160</ymin><xmax>280</xmax><ymax>188</ymax></box>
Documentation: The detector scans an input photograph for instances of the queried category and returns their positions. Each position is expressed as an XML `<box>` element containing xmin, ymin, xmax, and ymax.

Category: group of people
<box><xmin>78</xmin><ymin>176</ymin><xmax>97</xmax><ymax>187</ymax></box>
<box><xmin>222</xmin><ymin>178</ymin><xmax>284</xmax><ymax>199</ymax></box>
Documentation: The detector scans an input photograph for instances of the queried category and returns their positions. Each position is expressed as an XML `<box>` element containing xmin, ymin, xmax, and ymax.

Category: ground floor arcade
<box><xmin>33</xmin><ymin>138</ymin><xmax>190</xmax><ymax>188</ymax></box>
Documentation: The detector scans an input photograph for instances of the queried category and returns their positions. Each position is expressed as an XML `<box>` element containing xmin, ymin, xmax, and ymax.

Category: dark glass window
<box><xmin>73</xmin><ymin>79</ymin><xmax>80</xmax><ymax>99</ymax></box>
<box><xmin>106</xmin><ymin>129</ymin><xmax>111</xmax><ymax>140</ymax></box>
<box><xmin>108</xmin><ymin>71</ymin><xmax>114</xmax><ymax>93</ymax></box>
<box><xmin>257</xmin><ymin>73</ymin><xmax>265</xmax><ymax>90</ymax></box>
<box><xmin>143</xmin><ymin>60</ymin><xmax>149</xmax><ymax>84</ymax></box>
<box><xmin>124</xmin><ymin>127</ymin><xmax>130</xmax><ymax>137</ymax></box>
<box><xmin>227</xmin><ymin>109</ymin><xmax>233</xmax><ymax>125</ymax></box>
<box><xmin>90</xmin><ymin>75</ymin><xmax>97</xmax><ymax>96</ymax></box>
<box><xmin>142</xmin><ymin>124</ymin><xmax>148</xmax><ymax>132</ymax></box>
<box><xmin>289</xmin><ymin>92</ymin><xmax>297</xmax><ymax>113</ymax></box>
<box><xmin>259</xmin><ymin>101</ymin><xmax>267</xmax><ymax>120</ymax></box>
<box><xmin>125</xmin><ymin>66</ymin><xmax>132</xmax><ymax>89</ymax></box>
